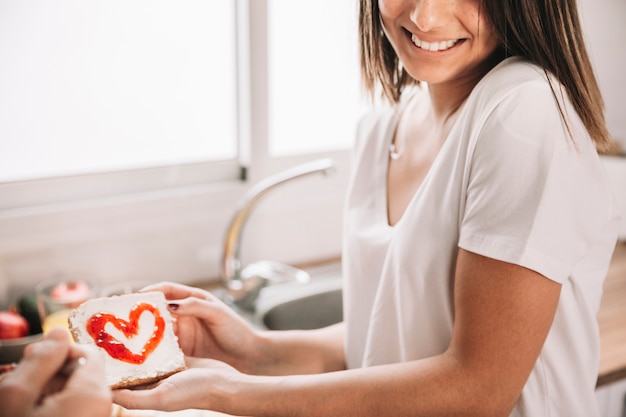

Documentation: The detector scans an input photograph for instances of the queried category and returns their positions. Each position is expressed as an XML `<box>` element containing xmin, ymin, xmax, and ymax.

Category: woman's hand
<box><xmin>0</xmin><ymin>327</ymin><xmax>112</xmax><ymax>417</ymax></box>
<box><xmin>113</xmin><ymin>357</ymin><xmax>247</xmax><ymax>412</ymax></box>
<box><xmin>141</xmin><ymin>282</ymin><xmax>263</xmax><ymax>373</ymax></box>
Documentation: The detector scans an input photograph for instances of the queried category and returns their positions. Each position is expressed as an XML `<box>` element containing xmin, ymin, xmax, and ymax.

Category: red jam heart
<box><xmin>86</xmin><ymin>302</ymin><xmax>165</xmax><ymax>364</ymax></box>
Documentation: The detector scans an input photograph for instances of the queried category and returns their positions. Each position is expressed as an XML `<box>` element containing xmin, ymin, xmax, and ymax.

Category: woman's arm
<box><xmin>115</xmin><ymin>249</ymin><xmax>561</xmax><ymax>416</ymax></box>
<box><xmin>254</xmin><ymin>323</ymin><xmax>346</xmax><ymax>375</ymax></box>
<box><xmin>228</xmin><ymin>249</ymin><xmax>561</xmax><ymax>417</ymax></box>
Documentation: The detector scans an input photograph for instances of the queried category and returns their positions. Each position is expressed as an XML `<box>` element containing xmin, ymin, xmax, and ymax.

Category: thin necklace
<box><xmin>389</xmin><ymin>93</ymin><xmax>463</xmax><ymax>160</ymax></box>
<box><xmin>389</xmin><ymin>142</ymin><xmax>403</xmax><ymax>160</ymax></box>
<box><xmin>389</xmin><ymin>112</ymin><xmax>409</xmax><ymax>160</ymax></box>
<box><xmin>389</xmin><ymin>92</ymin><xmax>419</xmax><ymax>160</ymax></box>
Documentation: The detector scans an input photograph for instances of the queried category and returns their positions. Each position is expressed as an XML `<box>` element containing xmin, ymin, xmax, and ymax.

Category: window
<box><xmin>0</xmin><ymin>1</ymin><xmax>365</xmax><ymax>293</ymax></box>
<box><xmin>0</xmin><ymin>0</ymin><xmax>237</xmax><ymax>183</ymax></box>
<box><xmin>268</xmin><ymin>0</ymin><xmax>367</xmax><ymax>156</ymax></box>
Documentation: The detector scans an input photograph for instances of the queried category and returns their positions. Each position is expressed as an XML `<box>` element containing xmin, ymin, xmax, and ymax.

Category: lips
<box><xmin>411</xmin><ymin>33</ymin><xmax>461</xmax><ymax>52</ymax></box>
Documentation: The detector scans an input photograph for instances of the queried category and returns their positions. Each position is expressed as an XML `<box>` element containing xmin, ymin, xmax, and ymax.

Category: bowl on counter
<box><xmin>0</xmin><ymin>333</ymin><xmax>44</xmax><ymax>364</ymax></box>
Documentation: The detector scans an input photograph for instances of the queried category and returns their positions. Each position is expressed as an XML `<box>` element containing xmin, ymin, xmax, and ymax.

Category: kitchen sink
<box><xmin>252</xmin><ymin>270</ymin><xmax>343</xmax><ymax>330</ymax></box>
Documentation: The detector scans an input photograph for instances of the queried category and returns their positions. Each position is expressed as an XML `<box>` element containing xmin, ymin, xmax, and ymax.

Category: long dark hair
<box><xmin>359</xmin><ymin>0</ymin><xmax>611</xmax><ymax>151</ymax></box>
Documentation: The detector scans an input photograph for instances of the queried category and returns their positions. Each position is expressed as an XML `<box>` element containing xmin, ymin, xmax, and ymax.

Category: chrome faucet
<box><xmin>220</xmin><ymin>158</ymin><xmax>336</xmax><ymax>310</ymax></box>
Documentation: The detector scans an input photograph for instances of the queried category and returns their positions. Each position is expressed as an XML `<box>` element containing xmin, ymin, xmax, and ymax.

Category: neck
<box><xmin>426</xmin><ymin>85</ymin><xmax>467</xmax><ymax>127</ymax></box>
<box><xmin>427</xmin><ymin>52</ymin><xmax>503</xmax><ymax>123</ymax></box>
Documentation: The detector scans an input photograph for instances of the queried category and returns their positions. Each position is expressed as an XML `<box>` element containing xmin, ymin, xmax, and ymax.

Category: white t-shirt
<box><xmin>343</xmin><ymin>57</ymin><xmax>619</xmax><ymax>417</ymax></box>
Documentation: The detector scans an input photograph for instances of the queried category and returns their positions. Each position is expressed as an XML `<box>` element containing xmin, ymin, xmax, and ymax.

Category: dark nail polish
<box><xmin>168</xmin><ymin>303</ymin><xmax>179</xmax><ymax>311</ymax></box>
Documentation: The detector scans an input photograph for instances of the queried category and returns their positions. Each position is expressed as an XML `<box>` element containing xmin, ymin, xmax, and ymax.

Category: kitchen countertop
<box><xmin>597</xmin><ymin>241</ymin><xmax>626</xmax><ymax>387</ymax></box>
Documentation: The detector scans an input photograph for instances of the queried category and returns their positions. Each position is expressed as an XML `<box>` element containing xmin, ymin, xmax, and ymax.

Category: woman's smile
<box><xmin>379</xmin><ymin>0</ymin><xmax>500</xmax><ymax>86</ymax></box>
<box><xmin>408</xmin><ymin>30</ymin><xmax>463</xmax><ymax>52</ymax></box>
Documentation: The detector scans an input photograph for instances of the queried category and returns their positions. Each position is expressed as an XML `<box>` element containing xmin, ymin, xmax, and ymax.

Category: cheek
<box><xmin>377</xmin><ymin>0</ymin><xmax>398</xmax><ymax>45</ymax></box>
<box><xmin>477</xmin><ymin>22</ymin><xmax>500</xmax><ymax>55</ymax></box>
<box><xmin>472</xmin><ymin>9</ymin><xmax>499</xmax><ymax>54</ymax></box>
<box><xmin>378</xmin><ymin>0</ymin><xmax>404</xmax><ymax>19</ymax></box>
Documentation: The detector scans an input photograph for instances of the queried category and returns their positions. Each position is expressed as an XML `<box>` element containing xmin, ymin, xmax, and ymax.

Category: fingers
<box><xmin>16</xmin><ymin>327</ymin><xmax>72</xmax><ymax>398</ymax></box>
<box><xmin>113</xmin><ymin>360</ymin><xmax>210</xmax><ymax>411</ymax></box>
<box><xmin>37</xmin><ymin>344</ymin><xmax>112</xmax><ymax>417</ymax></box>
<box><xmin>64</xmin><ymin>344</ymin><xmax>108</xmax><ymax>393</ymax></box>
<box><xmin>113</xmin><ymin>381</ymin><xmax>172</xmax><ymax>411</ymax></box>
<box><xmin>113</xmin><ymin>387</ymin><xmax>157</xmax><ymax>410</ymax></box>
<box><xmin>140</xmin><ymin>281</ymin><xmax>228</xmax><ymax>323</ymax></box>
<box><xmin>140</xmin><ymin>281</ymin><xmax>215</xmax><ymax>302</ymax></box>
<box><xmin>114</xmin><ymin>358</ymin><xmax>239</xmax><ymax>412</ymax></box>
<box><xmin>0</xmin><ymin>328</ymin><xmax>74</xmax><ymax>416</ymax></box>
<box><xmin>167</xmin><ymin>296</ymin><xmax>238</xmax><ymax>326</ymax></box>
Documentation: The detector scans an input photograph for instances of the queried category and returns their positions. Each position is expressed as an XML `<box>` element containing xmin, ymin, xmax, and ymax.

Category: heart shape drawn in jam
<box><xmin>86</xmin><ymin>302</ymin><xmax>165</xmax><ymax>364</ymax></box>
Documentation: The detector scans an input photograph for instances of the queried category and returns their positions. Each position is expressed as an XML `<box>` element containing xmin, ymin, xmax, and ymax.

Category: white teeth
<box><xmin>411</xmin><ymin>34</ymin><xmax>459</xmax><ymax>51</ymax></box>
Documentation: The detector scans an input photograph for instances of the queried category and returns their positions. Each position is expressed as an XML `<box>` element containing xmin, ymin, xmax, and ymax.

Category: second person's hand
<box><xmin>0</xmin><ymin>327</ymin><xmax>112</xmax><ymax>417</ymax></box>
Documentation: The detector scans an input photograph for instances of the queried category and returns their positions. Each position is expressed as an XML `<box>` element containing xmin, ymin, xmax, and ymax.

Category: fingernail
<box><xmin>168</xmin><ymin>303</ymin><xmax>179</xmax><ymax>311</ymax></box>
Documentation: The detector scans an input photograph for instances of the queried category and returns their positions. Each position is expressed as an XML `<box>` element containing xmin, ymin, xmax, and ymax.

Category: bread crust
<box><xmin>109</xmin><ymin>364</ymin><xmax>187</xmax><ymax>389</ymax></box>
<box><xmin>68</xmin><ymin>308</ymin><xmax>81</xmax><ymax>343</ymax></box>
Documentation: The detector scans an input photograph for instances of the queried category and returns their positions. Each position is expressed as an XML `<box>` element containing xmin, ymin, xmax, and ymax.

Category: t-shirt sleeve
<box><xmin>458</xmin><ymin>81</ymin><xmax>608</xmax><ymax>283</ymax></box>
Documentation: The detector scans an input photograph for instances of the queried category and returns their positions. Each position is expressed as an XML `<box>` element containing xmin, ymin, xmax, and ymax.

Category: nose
<box><xmin>410</xmin><ymin>0</ymin><xmax>448</xmax><ymax>32</ymax></box>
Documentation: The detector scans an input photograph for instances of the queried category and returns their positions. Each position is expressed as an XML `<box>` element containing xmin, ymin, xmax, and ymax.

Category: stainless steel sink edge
<box><xmin>253</xmin><ymin>270</ymin><xmax>343</xmax><ymax>328</ymax></box>
<box><xmin>212</xmin><ymin>269</ymin><xmax>343</xmax><ymax>330</ymax></box>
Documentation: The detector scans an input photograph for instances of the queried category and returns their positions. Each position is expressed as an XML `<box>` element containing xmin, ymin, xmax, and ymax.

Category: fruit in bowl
<box><xmin>0</xmin><ymin>311</ymin><xmax>29</xmax><ymax>340</ymax></box>
<box><xmin>0</xmin><ymin>307</ymin><xmax>43</xmax><ymax>364</ymax></box>
<box><xmin>0</xmin><ymin>294</ymin><xmax>43</xmax><ymax>364</ymax></box>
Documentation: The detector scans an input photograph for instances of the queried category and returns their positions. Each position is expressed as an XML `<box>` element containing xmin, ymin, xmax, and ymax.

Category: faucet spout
<box><xmin>220</xmin><ymin>158</ymin><xmax>335</xmax><ymax>309</ymax></box>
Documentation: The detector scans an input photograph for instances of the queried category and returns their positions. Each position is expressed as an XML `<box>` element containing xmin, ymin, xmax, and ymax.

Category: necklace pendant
<box><xmin>389</xmin><ymin>144</ymin><xmax>403</xmax><ymax>160</ymax></box>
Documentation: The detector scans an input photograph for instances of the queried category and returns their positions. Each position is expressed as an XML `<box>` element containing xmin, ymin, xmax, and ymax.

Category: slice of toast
<box><xmin>68</xmin><ymin>291</ymin><xmax>186</xmax><ymax>389</ymax></box>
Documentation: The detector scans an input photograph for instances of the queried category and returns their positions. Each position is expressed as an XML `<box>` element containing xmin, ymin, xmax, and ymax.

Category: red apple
<box><xmin>0</xmin><ymin>311</ymin><xmax>30</xmax><ymax>339</ymax></box>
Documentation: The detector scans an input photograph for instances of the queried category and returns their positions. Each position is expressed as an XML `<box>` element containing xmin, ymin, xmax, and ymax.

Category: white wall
<box><xmin>579</xmin><ymin>0</ymin><xmax>626</xmax><ymax>150</ymax></box>
<box><xmin>583</xmin><ymin>4</ymin><xmax>626</xmax><ymax>413</ymax></box>
<box><xmin>580</xmin><ymin>0</ymin><xmax>626</xmax><ymax>241</ymax></box>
